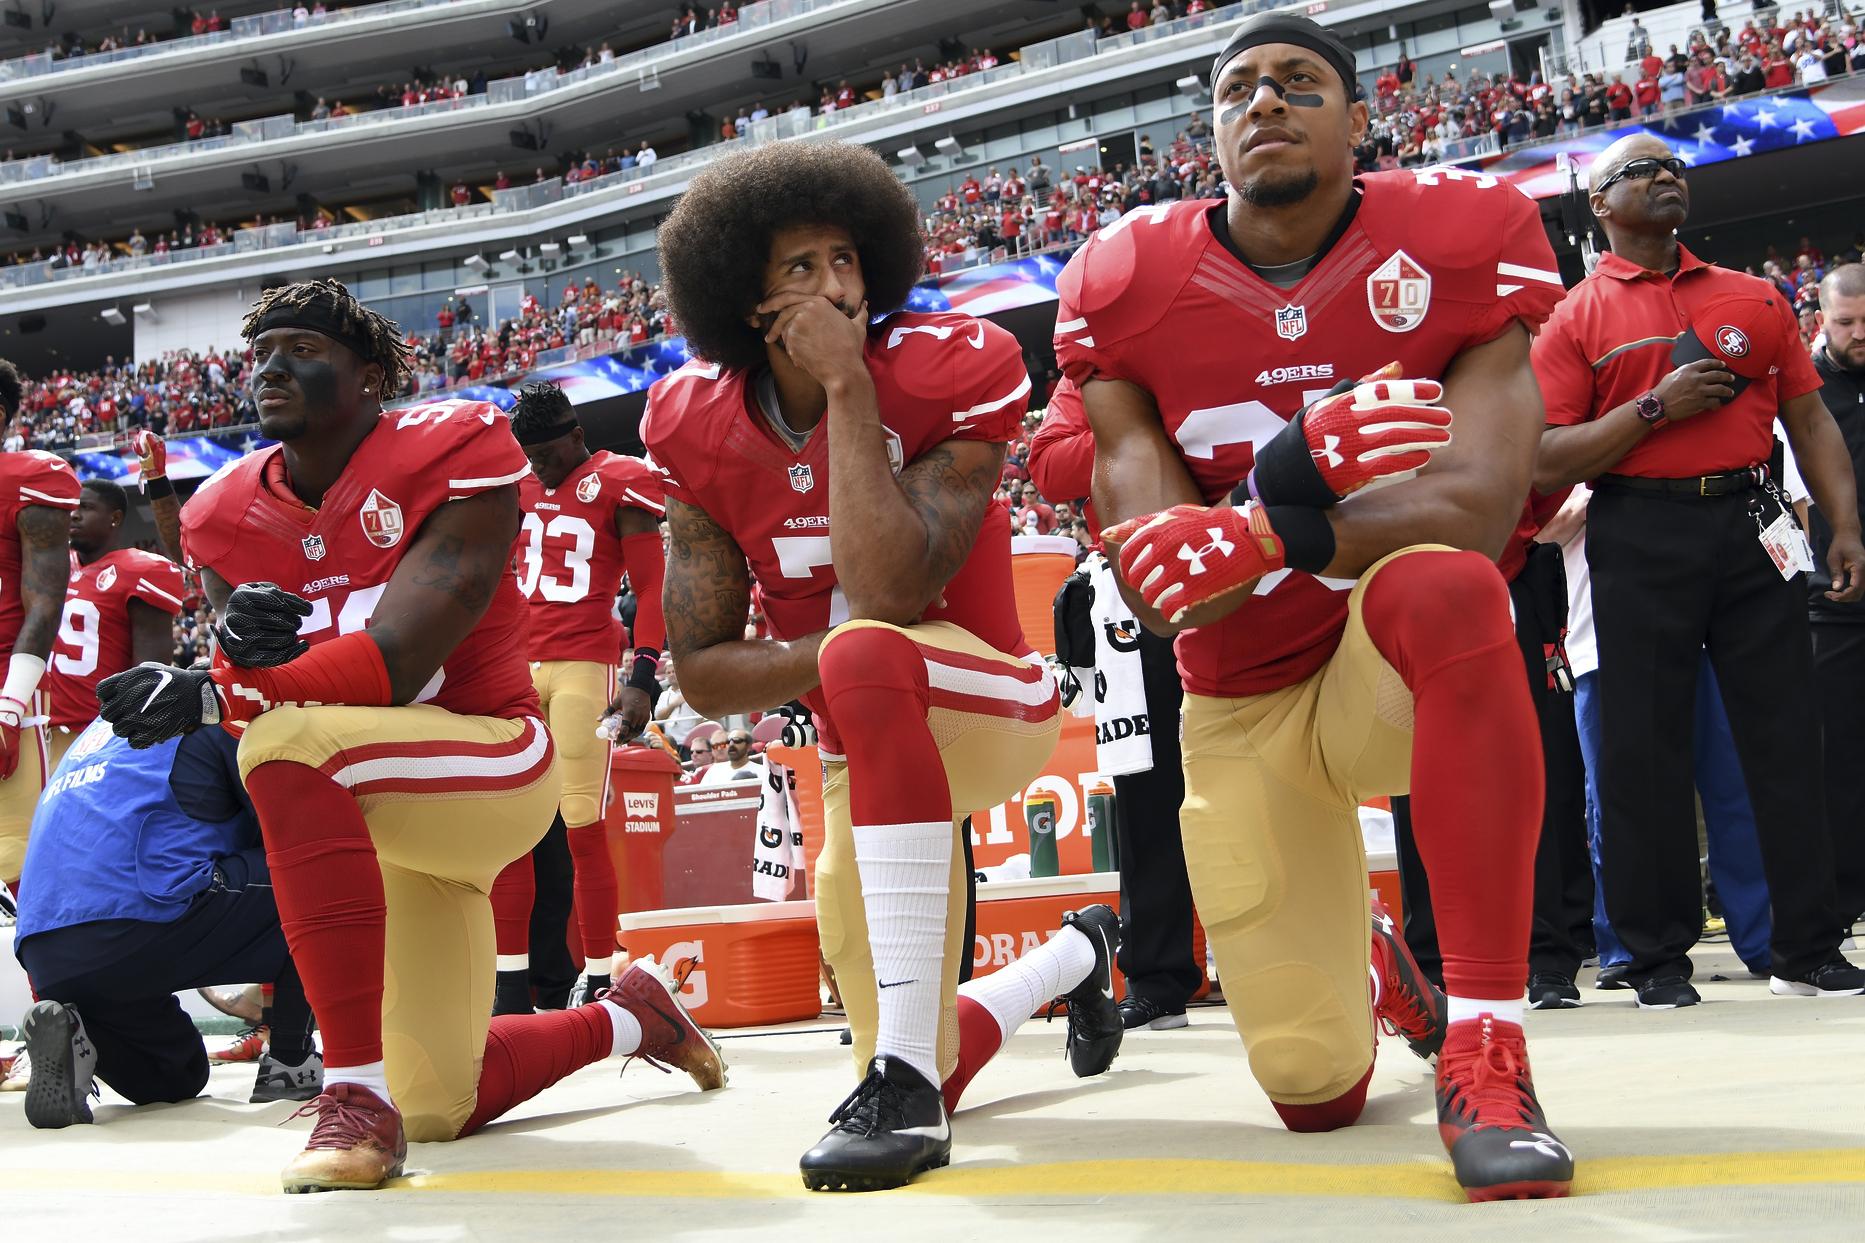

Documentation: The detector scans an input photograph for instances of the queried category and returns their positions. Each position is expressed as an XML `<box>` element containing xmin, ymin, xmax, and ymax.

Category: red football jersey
<box><xmin>516</xmin><ymin>450</ymin><xmax>665</xmax><ymax>662</ymax></box>
<box><xmin>0</xmin><ymin>450</ymin><xmax>81</xmax><ymax>654</ymax></box>
<box><xmin>46</xmin><ymin>547</ymin><xmax>185</xmax><ymax>727</ymax></box>
<box><xmin>182</xmin><ymin>400</ymin><xmax>539</xmax><ymax>720</ymax></box>
<box><xmin>642</xmin><ymin>310</ymin><xmax>1033</xmax><ymax>750</ymax></box>
<box><xmin>1054</xmin><ymin>170</ymin><xmax>1563</xmax><ymax>697</ymax></box>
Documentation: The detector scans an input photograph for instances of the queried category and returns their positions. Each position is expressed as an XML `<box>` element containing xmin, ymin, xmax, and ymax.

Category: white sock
<box><xmin>959</xmin><ymin>923</ymin><xmax>1097</xmax><ymax>1041</ymax></box>
<box><xmin>495</xmin><ymin>954</ymin><xmax>528</xmax><ymax>972</ymax></box>
<box><xmin>1447</xmin><ymin>995</ymin><xmax>1524</xmax><ymax>1027</ymax></box>
<box><xmin>597</xmin><ymin>997</ymin><xmax>644</xmax><ymax>1057</ymax></box>
<box><xmin>852</xmin><ymin>820</ymin><xmax>952</xmax><ymax>1085</ymax></box>
<box><xmin>323</xmin><ymin>1060</ymin><xmax>390</xmax><ymax>1100</ymax></box>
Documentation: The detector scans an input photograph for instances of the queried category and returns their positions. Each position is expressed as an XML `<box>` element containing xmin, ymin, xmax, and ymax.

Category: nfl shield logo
<box><xmin>1275</xmin><ymin>304</ymin><xmax>1308</xmax><ymax>341</ymax></box>
<box><xmin>359</xmin><ymin>489</ymin><xmax>405</xmax><ymax>549</ymax></box>
<box><xmin>788</xmin><ymin>462</ymin><xmax>814</xmax><ymax>493</ymax></box>
<box><xmin>1368</xmin><ymin>250</ymin><xmax>1432</xmax><ymax>333</ymax></box>
<box><xmin>302</xmin><ymin>534</ymin><xmax>327</xmax><ymax>561</ymax></box>
<box><xmin>576</xmin><ymin>472</ymin><xmax>602</xmax><ymax>503</ymax></box>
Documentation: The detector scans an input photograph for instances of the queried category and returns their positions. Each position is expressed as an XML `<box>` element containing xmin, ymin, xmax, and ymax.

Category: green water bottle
<box><xmin>1087</xmin><ymin>780</ymin><xmax>1119</xmax><ymax>874</ymax></box>
<box><xmin>1025</xmin><ymin>790</ymin><xmax>1060</xmax><ymax>878</ymax></box>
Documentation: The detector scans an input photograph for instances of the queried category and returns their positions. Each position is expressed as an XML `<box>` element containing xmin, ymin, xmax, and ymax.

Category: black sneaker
<box><xmin>1118</xmin><ymin>995</ymin><xmax>1188</xmax><ymax>1031</ymax></box>
<box><xmin>21</xmin><ymin>1000</ymin><xmax>99</xmax><ymax>1130</ymax></box>
<box><xmin>251</xmin><ymin>1050</ymin><xmax>325</xmax><ymax>1104</ymax></box>
<box><xmin>1769</xmin><ymin>955</ymin><xmax>1865</xmax><ymax>998</ymax></box>
<box><xmin>1527</xmin><ymin>973</ymin><xmax>1582</xmax><ymax>1010</ymax></box>
<box><xmin>800</xmin><ymin>1055</ymin><xmax>950</xmax><ymax>1192</ymax></box>
<box><xmin>1058</xmin><ymin>904</ymin><xmax>1122</xmax><ymax>1078</ymax></box>
<box><xmin>1371</xmin><ymin>898</ymin><xmax>1447</xmax><ymax>1061</ymax></box>
<box><xmin>1634</xmin><ymin>976</ymin><xmax>1700</xmax><ymax>1010</ymax></box>
<box><xmin>1593</xmin><ymin>963</ymin><xmax>1632</xmax><ymax>991</ymax></box>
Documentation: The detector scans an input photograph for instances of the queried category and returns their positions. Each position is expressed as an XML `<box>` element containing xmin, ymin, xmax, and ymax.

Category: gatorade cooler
<box><xmin>1010</xmin><ymin>534</ymin><xmax>1079</xmax><ymax>659</ymax></box>
<box><xmin>605</xmin><ymin>745</ymin><xmax>684</xmax><ymax>916</ymax></box>
<box><xmin>616</xmin><ymin>901</ymin><xmax>823</xmax><ymax>1028</ymax></box>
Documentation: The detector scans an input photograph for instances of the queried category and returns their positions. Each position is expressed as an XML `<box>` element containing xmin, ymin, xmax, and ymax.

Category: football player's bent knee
<box><xmin>817</xmin><ymin>622</ymin><xmax>926</xmax><ymax>705</ymax></box>
<box><xmin>1232</xmin><ymin>964</ymin><xmax>1371</xmax><ymax>1101</ymax></box>
<box><xmin>1363</xmin><ymin>550</ymin><xmax>1513</xmax><ymax>682</ymax></box>
<box><xmin>236</xmin><ymin>706</ymin><xmax>330</xmax><ymax>774</ymax></box>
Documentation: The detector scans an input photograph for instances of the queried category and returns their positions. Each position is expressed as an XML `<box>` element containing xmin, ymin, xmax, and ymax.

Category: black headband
<box><xmin>512</xmin><ymin>412</ymin><xmax>581</xmax><ymax>446</ymax></box>
<box><xmin>249</xmin><ymin>298</ymin><xmax>377</xmax><ymax>365</ymax></box>
<box><xmin>1212</xmin><ymin>13</ymin><xmax>1362</xmax><ymax>101</ymax></box>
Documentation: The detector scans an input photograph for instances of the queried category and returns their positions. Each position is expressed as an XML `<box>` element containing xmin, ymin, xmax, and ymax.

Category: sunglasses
<box><xmin>1595</xmin><ymin>156</ymin><xmax>1687</xmax><ymax>193</ymax></box>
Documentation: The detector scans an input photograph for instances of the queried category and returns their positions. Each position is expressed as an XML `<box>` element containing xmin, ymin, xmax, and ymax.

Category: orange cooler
<box><xmin>616</xmin><ymin>900</ymin><xmax>822</xmax><ymax>1028</ymax></box>
<box><xmin>972</xmin><ymin>872</ymin><xmax>1210</xmax><ymax>1004</ymax></box>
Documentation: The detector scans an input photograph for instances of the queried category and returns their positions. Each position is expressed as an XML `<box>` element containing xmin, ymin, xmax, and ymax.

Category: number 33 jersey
<box><xmin>181</xmin><ymin>401</ymin><xmax>541</xmax><ymax>720</ymax></box>
<box><xmin>1053</xmin><ymin>169</ymin><xmax>1565</xmax><ymax>697</ymax></box>
<box><xmin>641</xmin><ymin>311</ymin><xmax>1034</xmax><ymax>747</ymax></box>
<box><xmin>515</xmin><ymin>450</ymin><xmax>666</xmax><ymax>663</ymax></box>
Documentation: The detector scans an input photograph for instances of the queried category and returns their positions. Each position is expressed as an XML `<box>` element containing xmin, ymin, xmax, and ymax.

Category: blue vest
<box><xmin>16</xmin><ymin>721</ymin><xmax>260</xmax><ymax>940</ymax></box>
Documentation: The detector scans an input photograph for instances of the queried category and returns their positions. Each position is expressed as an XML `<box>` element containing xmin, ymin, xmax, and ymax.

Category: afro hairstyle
<box><xmin>656</xmin><ymin>141</ymin><xmax>925</xmax><ymax>372</ymax></box>
<box><xmin>0</xmin><ymin>358</ymin><xmax>22</xmax><ymax>421</ymax></box>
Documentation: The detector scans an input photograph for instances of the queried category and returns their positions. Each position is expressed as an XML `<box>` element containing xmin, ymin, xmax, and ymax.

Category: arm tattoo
<box><xmin>408</xmin><ymin>532</ymin><xmax>497</xmax><ymax>614</ymax></box>
<box><xmin>663</xmin><ymin>498</ymin><xmax>751</xmax><ymax>659</ymax></box>
<box><xmin>13</xmin><ymin>504</ymin><xmax>70</xmax><ymax>659</ymax></box>
<box><xmin>897</xmin><ymin>440</ymin><xmax>1006</xmax><ymax>590</ymax></box>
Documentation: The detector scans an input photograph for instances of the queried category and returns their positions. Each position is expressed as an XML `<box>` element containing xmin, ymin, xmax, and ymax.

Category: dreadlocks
<box><xmin>657</xmin><ymin>141</ymin><xmax>925</xmax><ymax>371</ymax></box>
<box><xmin>241</xmin><ymin>278</ymin><xmax>413</xmax><ymax>397</ymax></box>
<box><xmin>0</xmin><ymin>358</ymin><xmax>23</xmax><ymax>422</ymax></box>
<box><xmin>509</xmin><ymin>382</ymin><xmax>578</xmax><ymax>445</ymax></box>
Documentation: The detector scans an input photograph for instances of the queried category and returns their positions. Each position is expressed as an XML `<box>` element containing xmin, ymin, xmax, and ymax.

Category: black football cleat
<box><xmin>1435</xmin><ymin>1013</ymin><xmax>1574</xmax><ymax>1202</ymax></box>
<box><xmin>1060</xmin><ymin>904</ymin><xmax>1123</xmax><ymax>1078</ymax></box>
<box><xmin>1370</xmin><ymin>897</ymin><xmax>1447</xmax><ymax>1061</ymax></box>
<box><xmin>800</xmin><ymin>1055</ymin><xmax>950</xmax><ymax>1192</ymax></box>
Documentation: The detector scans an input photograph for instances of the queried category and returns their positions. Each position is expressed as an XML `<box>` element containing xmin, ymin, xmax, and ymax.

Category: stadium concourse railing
<box><xmin>0</xmin><ymin>0</ymin><xmax>449</xmax><ymax>83</ymax></box>
<box><xmin>0</xmin><ymin>0</ymin><xmax>1263</xmax><ymax>296</ymax></box>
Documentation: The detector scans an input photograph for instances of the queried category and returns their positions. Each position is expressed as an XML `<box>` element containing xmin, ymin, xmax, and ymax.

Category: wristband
<box><xmin>1249</xmin><ymin>413</ymin><xmax>1342</xmax><ymax>509</ymax></box>
<box><xmin>627</xmin><ymin>649</ymin><xmax>662</xmax><ymax>698</ymax></box>
<box><xmin>144</xmin><ymin>476</ymin><xmax>176</xmax><ymax>500</ymax></box>
<box><xmin>1263</xmin><ymin>505</ymin><xmax>1337</xmax><ymax>575</ymax></box>
<box><xmin>1</xmin><ymin>653</ymin><xmax>45</xmax><ymax>707</ymax></box>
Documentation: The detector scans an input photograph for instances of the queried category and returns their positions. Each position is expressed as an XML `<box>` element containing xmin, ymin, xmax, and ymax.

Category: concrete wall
<box><xmin>131</xmin><ymin>284</ymin><xmax>259</xmax><ymax>362</ymax></box>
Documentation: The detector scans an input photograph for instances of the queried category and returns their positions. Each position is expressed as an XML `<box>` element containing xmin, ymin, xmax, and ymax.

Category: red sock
<box><xmin>1272</xmin><ymin>1066</ymin><xmax>1373</xmax><ymax>1133</ymax></box>
<box><xmin>1362</xmin><ymin>551</ymin><xmax>1540</xmax><ymax>1002</ymax></box>
<box><xmin>942</xmin><ymin>995</ymin><xmax>1005</xmax><ymax>1114</ymax></box>
<box><xmin>458</xmin><ymin>1003</ymin><xmax>613</xmax><ymax>1137</ymax></box>
<box><xmin>245</xmin><ymin>760</ymin><xmax>387</xmax><ymax>1068</ymax></box>
<box><xmin>490</xmin><ymin>855</ymin><xmax>535</xmax><ymax>958</ymax></box>
<box><xmin>567</xmin><ymin>821</ymin><xmax>620</xmax><ymax>962</ymax></box>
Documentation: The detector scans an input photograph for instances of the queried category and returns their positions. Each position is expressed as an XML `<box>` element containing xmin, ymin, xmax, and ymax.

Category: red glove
<box><xmin>0</xmin><ymin>695</ymin><xmax>25</xmax><ymax>781</ymax></box>
<box><xmin>1104</xmin><ymin>502</ymin><xmax>1285</xmax><ymax>625</ymax></box>
<box><xmin>130</xmin><ymin>429</ymin><xmax>168</xmax><ymax>487</ymax></box>
<box><xmin>1243</xmin><ymin>365</ymin><xmax>1450</xmax><ymax>508</ymax></box>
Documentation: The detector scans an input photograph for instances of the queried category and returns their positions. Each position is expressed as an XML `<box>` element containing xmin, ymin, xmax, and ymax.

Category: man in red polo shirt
<box><xmin>1533</xmin><ymin>133</ymin><xmax>1865</xmax><ymax>1009</ymax></box>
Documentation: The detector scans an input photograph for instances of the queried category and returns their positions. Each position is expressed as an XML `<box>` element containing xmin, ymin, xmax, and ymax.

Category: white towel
<box><xmin>1082</xmin><ymin>553</ymin><xmax>1155</xmax><ymax>776</ymax></box>
<box><xmin>752</xmin><ymin>759</ymin><xmax>806</xmax><ymax>901</ymax></box>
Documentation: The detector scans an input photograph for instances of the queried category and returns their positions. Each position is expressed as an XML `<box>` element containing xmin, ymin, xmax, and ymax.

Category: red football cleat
<box><xmin>207</xmin><ymin>1024</ymin><xmax>268</xmax><ymax>1064</ymax></box>
<box><xmin>281</xmin><ymin>1082</ymin><xmax>407</xmax><ymax>1194</ymax></box>
<box><xmin>1370</xmin><ymin>898</ymin><xmax>1447</xmax><ymax>1062</ymax></box>
<box><xmin>1435</xmin><ymin>1014</ymin><xmax>1574</xmax><ymax>1202</ymax></box>
<box><xmin>603</xmin><ymin>955</ymin><xmax>727</xmax><ymax>1091</ymax></box>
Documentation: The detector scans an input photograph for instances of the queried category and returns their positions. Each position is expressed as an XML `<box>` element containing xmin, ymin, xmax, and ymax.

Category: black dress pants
<box><xmin>18</xmin><ymin>850</ymin><xmax>308</xmax><ymax>1105</ymax></box>
<box><xmin>1811</xmin><ymin>621</ymin><xmax>1865</xmax><ymax>925</ymax></box>
<box><xmin>1590</xmin><ymin>483</ymin><xmax>1842</xmax><ymax>983</ymax></box>
<box><xmin>1112</xmin><ymin>626</ymin><xmax>1201</xmax><ymax>1008</ymax></box>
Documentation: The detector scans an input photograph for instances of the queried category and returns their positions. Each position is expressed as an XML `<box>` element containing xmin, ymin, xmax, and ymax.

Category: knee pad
<box><xmin>1179</xmin><ymin>798</ymin><xmax>1281</xmax><ymax>935</ymax></box>
<box><xmin>817</xmin><ymin>622</ymin><xmax>927</xmax><ymax>704</ymax></box>
<box><xmin>1362</xmin><ymin>550</ymin><xmax>1514</xmax><ymax>686</ymax></box>
<box><xmin>1231</xmin><ymin>962</ymin><xmax>1372</xmax><ymax>1103</ymax></box>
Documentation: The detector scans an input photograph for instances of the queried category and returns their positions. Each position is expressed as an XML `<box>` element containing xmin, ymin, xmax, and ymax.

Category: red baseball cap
<box><xmin>1670</xmin><ymin>289</ymin><xmax>1792</xmax><ymax>384</ymax></box>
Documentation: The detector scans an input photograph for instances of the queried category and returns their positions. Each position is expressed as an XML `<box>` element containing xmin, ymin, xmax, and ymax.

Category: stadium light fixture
<box><xmin>132</xmin><ymin>302</ymin><xmax>158</xmax><ymax>321</ymax></box>
<box><xmin>499</xmin><ymin>249</ymin><xmax>522</xmax><ymax>262</ymax></box>
<box><xmin>539</xmin><ymin>241</ymin><xmax>561</xmax><ymax>255</ymax></box>
<box><xmin>896</xmin><ymin>145</ymin><xmax>925</xmax><ymax>166</ymax></box>
<box><xmin>99</xmin><ymin>306</ymin><xmax>126</xmax><ymax>326</ymax></box>
<box><xmin>934</xmin><ymin>135</ymin><xmax>966</xmax><ymax>161</ymax></box>
<box><xmin>1176</xmin><ymin>74</ymin><xmax>1204</xmax><ymax>95</ymax></box>
<box><xmin>566</xmin><ymin>234</ymin><xmax>588</xmax><ymax>248</ymax></box>
<box><xmin>463</xmin><ymin>253</ymin><xmax>489</xmax><ymax>271</ymax></box>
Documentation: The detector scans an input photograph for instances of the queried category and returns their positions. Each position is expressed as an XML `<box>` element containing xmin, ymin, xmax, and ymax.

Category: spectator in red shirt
<box><xmin>1126</xmin><ymin>0</ymin><xmax>1147</xmax><ymax>30</ymax></box>
<box><xmin>450</xmin><ymin>181</ymin><xmax>470</xmax><ymax>207</ymax></box>
<box><xmin>835</xmin><ymin>80</ymin><xmax>856</xmax><ymax>109</ymax></box>
<box><xmin>1606</xmin><ymin>75</ymin><xmax>1633</xmax><ymax>122</ymax></box>
<box><xmin>1634</xmin><ymin>72</ymin><xmax>1661</xmax><ymax>117</ymax></box>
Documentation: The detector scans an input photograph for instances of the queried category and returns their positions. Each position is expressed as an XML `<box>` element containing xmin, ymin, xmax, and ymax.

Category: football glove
<box><xmin>214</xmin><ymin>582</ymin><xmax>313</xmax><ymax>668</ymax></box>
<box><xmin>1104</xmin><ymin>502</ymin><xmax>1285</xmax><ymax>625</ymax></box>
<box><xmin>129</xmin><ymin>429</ymin><xmax>168</xmax><ymax>484</ymax></box>
<box><xmin>1245</xmin><ymin>365</ymin><xmax>1450</xmax><ymax>508</ymax></box>
<box><xmin>96</xmin><ymin>663</ymin><xmax>222</xmax><ymax>749</ymax></box>
<box><xmin>0</xmin><ymin>696</ymin><xmax>24</xmax><ymax>781</ymax></box>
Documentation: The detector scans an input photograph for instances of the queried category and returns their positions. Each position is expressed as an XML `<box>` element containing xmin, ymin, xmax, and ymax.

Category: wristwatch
<box><xmin>1634</xmin><ymin>390</ymin><xmax>1667</xmax><ymax>428</ymax></box>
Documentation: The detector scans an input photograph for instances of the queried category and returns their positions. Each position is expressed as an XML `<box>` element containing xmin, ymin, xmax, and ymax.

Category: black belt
<box><xmin>1596</xmin><ymin>465</ymin><xmax>1770</xmax><ymax>498</ymax></box>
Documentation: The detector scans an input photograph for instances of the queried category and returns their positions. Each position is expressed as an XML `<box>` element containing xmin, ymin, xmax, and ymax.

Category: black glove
<box><xmin>96</xmin><ymin>662</ymin><xmax>222</xmax><ymax>749</ymax></box>
<box><xmin>215</xmin><ymin>582</ymin><xmax>313</xmax><ymax>668</ymax></box>
<box><xmin>777</xmin><ymin>704</ymin><xmax>816</xmax><ymax>748</ymax></box>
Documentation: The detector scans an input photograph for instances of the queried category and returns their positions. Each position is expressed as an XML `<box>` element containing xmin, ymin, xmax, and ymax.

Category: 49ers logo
<box><xmin>1716</xmin><ymin>325</ymin><xmax>1750</xmax><ymax>358</ymax></box>
<box><xmin>359</xmin><ymin>489</ymin><xmax>404</xmax><ymax>549</ymax></box>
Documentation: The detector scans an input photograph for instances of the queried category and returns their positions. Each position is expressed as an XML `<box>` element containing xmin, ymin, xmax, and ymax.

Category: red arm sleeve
<box><xmin>1026</xmin><ymin>377</ymin><xmax>1093</xmax><ymax>503</ymax></box>
<box><xmin>621</xmin><ymin>530</ymin><xmax>666</xmax><ymax>654</ymax></box>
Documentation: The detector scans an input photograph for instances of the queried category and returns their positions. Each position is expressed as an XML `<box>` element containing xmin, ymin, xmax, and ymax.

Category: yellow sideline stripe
<box><xmin>5</xmin><ymin>1151</ymin><xmax>1865</xmax><ymax>1200</ymax></box>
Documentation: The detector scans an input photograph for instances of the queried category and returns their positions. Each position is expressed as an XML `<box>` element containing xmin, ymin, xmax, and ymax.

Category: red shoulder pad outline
<box><xmin>640</xmin><ymin>359</ymin><xmax>730</xmax><ymax>504</ymax></box>
<box><xmin>10</xmin><ymin>450</ymin><xmax>80</xmax><ymax>510</ymax></box>
<box><xmin>604</xmin><ymin>453</ymin><xmax>667</xmax><ymax>517</ymax></box>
